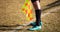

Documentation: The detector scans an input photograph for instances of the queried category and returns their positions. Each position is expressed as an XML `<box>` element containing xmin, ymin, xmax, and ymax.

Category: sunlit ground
<box><xmin>0</xmin><ymin>0</ymin><xmax>60</xmax><ymax>32</ymax></box>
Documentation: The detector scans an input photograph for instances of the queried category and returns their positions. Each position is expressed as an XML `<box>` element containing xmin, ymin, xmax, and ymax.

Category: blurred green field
<box><xmin>0</xmin><ymin>0</ymin><xmax>60</xmax><ymax>32</ymax></box>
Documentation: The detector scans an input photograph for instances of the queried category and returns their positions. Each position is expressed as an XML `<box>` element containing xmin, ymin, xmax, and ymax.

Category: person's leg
<box><xmin>30</xmin><ymin>0</ymin><xmax>42</xmax><ymax>26</ymax></box>
<box><xmin>28</xmin><ymin>0</ymin><xmax>42</xmax><ymax>30</ymax></box>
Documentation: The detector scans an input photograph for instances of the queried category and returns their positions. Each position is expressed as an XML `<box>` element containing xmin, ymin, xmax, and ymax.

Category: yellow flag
<box><xmin>21</xmin><ymin>0</ymin><xmax>33</xmax><ymax>21</ymax></box>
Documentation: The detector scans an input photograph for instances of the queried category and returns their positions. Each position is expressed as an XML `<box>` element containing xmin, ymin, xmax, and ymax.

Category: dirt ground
<box><xmin>0</xmin><ymin>0</ymin><xmax>60</xmax><ymax>32</ymax></box>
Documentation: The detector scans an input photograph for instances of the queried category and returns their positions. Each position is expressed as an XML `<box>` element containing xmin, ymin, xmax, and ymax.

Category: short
<box><xmin>31</xmin><ymin>0</ymin><xmax>40</xmax><ymax>3</ymax></box>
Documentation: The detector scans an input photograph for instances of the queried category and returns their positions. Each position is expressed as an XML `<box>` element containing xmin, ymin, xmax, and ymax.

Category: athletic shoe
<box><xmin>28</xmin><ymin>22</ymin><xmax>42</xmax><ymax>31</ymax></box>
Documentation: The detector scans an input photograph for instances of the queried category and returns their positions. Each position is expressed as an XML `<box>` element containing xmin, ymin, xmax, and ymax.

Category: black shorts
<box><xmin>31</xmin><ymin>0</ymin><xmax>40</xmax><ymax>3</ymax></box>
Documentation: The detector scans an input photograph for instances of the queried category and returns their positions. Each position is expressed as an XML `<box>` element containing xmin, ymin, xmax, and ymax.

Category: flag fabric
<box><xmin>21</xmin><ymin>0</ymin><xmax>33</xmax><ymax>21</ymax></box>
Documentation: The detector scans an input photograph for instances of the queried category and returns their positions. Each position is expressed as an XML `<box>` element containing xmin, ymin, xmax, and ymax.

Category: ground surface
<box><xmin>0</xmin><ymin>0</ymin><xmax>60</xmax><ymax>32</ymax></box>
